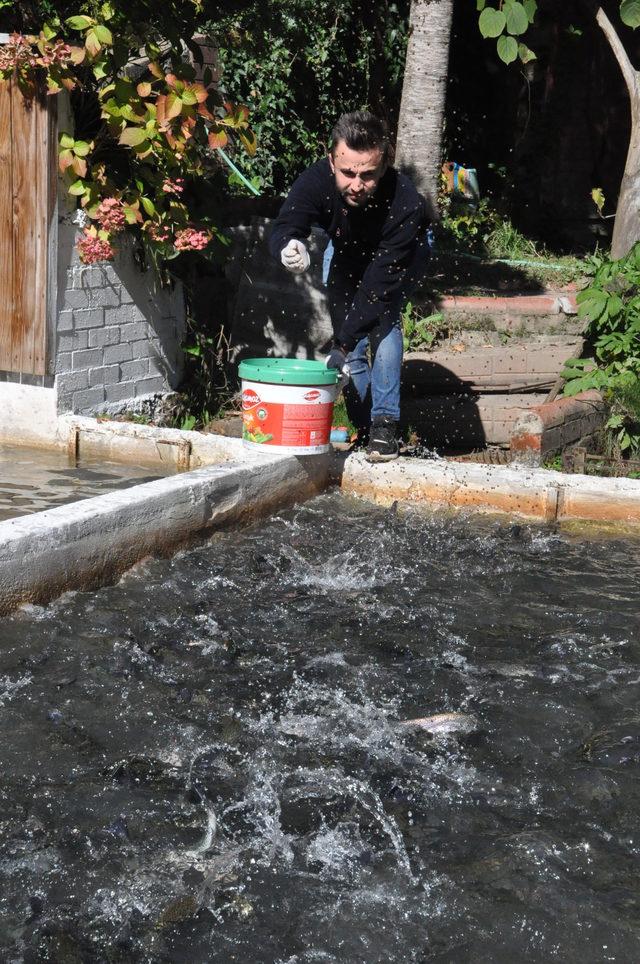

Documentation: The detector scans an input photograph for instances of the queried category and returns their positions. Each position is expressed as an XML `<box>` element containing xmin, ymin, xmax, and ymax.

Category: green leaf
<box><xmin>523</xmin><ymin>0</ymin><xmax>537</xmax><ymax>22</ymax></box>
<box><xmin>114</xmin><ymin>78</ymin><xmax>135</xmax><ymax>102</ymax></box>
<box><xmin>620</xmin><ymin>0</ymin><xmax>640</xmax><ymax>29</ymax></box>
<box><xmin>140</xmin><ymin>197</ymin><xmax>156</xmax><ymax>216</ymax></box>
<box><xmin>518</xmin><ymin>43</ymin><xmax>537</xmax><ymax>63</ymax></box>
<box><xmin>505</xmin><ymin>1</ymin><xmax>529</xmax><ymax>35</ymax></box>
<box><xmin>591</xmin><ymin>188</ymin><xmax>606</xmax><ymax>214</ymax></box>
<box><xmin>118</xmin><ymin>127</ymin><xmax>147</xmax><ymax>147</ymax></box>
<box><xmin>73</xmin><ymin>140</ymin><xmax>91</xmax><ymax>157</ymax></box>
<box><xmin>94</xmin><ymin>24</ymin><xmax>113</xmax><ymax>45</ymax></box>
<box><xmin>101</xmin><ymin>2</ymin><xmax>114</xmax><ymax>19</ymax></box>
<box><xmin>497</xmin><ymin>34</ymin><xmax>519</xmax><ymax>63</ymax></box>
<box><xmin>607</xmin><ymin>293</ymin><xmax>624</xmax><ymax>317</ymax></box>
<box><xmin>59</xmin><ymin>131</ymin><xmax>75</xmax><ymax>149</ymax></box>
<box><xmin>181</xmin><ymin>89</ymin><xmax>198</xmax><ymax>106</ymax></box>
<box><xmin>165</xmin><ymin>92</ymin><xmax>183</xmax><ymax>120</ymax></box>
<box><xmin>85</xmin><ymin>28</ymin><xmax>102</xmax><ymax>57</ymax></box>
<box><xmin>101</xmin><ymin>98</ymin><xmax>121</xmax><ymax>117</ymax></box>
<box><xmin>477</xmin><ymin>0</ymin><xmax>486</xmax><ymax>8</ymax></box>
<box><xmin>123</xmin><ymin>205</ymin><xmax>140</xmax><ymax>224</ymax></box>
<box><xmin>42</xmin><ymin>22</ymin><xmax>57</xmax><ymax>40</ymax></box>
<box><xmin>479</xmin><ymin>7</ymin><xmax>506</xmax><ymax>38</ymax></box>
<box><xmin>68</xmin><ymin>179</ymin><xmax>88</xmax><ymax>196</ymax></box>
<box><xmin>120</xmin><ymin>104</ymin><xmax>146</xmax><ymax>122</ymax></box>
<box><xmin>577</xmin><ymin>287</ymin><xmax>608</xmax><ymax>320</ymax></box>
<box><xmin>66</xmin><ymin>14</ymin><xmax>93</xmax><ymax>30</ymax></box>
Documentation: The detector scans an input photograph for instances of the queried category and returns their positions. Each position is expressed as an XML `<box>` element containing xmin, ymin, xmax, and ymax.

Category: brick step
<box><xmin>401</xmin><ymin>393</ymin><xmax>548</xmax><ymax>447</ymax></box>
<box><xmin>413</xmin><ymin>289</ymin><xmax>584</xmax><ymax>335</ymax></box>
<box><xmin>430</xmin><ymin>331</ymin><xmax>584</xmax><ymax>349</ymax></box>
<box><xmin>402</xmin><ymin>338</ymin><xmax>584</xmax><ymax>395</ymax></box>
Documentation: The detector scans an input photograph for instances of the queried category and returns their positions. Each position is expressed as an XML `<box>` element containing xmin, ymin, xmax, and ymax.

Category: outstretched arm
<box><xmin>268</xmin><ymin>164</ymin><xmax>326</xmax><ymax>267</ymax></box>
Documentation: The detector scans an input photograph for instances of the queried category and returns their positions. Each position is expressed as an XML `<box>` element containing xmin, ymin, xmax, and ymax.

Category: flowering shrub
<box><xmin>174</xmin><ymin>228</ymin><xmax>211</xmax><ymax>252</ymax></box>
<box><xmin>0</xmin><ymin>6</ymin><xmax>256</xmax><ymax>267</ymax></box>
<box><xmin>95</xmin><ymin>197</ymin><xmax>126</xmax><ymax>234</ymax></box>
<box><xmin>77</xmin><ymin>228</ymin><xmax>115</xmax><ymax>264</ymax></box>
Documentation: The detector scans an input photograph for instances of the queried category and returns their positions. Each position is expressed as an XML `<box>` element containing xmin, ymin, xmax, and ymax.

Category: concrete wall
<box><xmin>54</xmin><ymin>217</ymin><xmax>186</xmax><ymax>415</ymax></box>
<box><xmin>0</xmin><ymin>383</ymin><xmax>58</xmax><ymax>448</ymax></box>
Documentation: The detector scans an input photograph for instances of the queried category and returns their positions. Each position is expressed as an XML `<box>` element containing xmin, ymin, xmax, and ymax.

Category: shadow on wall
<box><xmin>227</xmin><ymin>218</ymin><xmax>333</xmax><ymax>367</ymax></box>
<box><xmin>401</xmin><ymin>356</ymin><xmax>486</xmax><ymax>451</ymax></box>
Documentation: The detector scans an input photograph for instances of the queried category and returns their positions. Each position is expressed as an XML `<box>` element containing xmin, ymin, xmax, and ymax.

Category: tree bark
<box><xmin>395</xmin><ymin>0</ymin><xmax>454</xmax><ymax>204</ymax></box>
<box><xmin>595</xmin><ymin>6</ymin><xmax>640</xmax><ymax>258</ymax></box>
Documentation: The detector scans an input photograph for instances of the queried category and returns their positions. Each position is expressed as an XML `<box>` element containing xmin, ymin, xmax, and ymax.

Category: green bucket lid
<box><xmin>238</xmin><ymin>357</ymin><xmax>339</xmax><ymax>386</ymax></box>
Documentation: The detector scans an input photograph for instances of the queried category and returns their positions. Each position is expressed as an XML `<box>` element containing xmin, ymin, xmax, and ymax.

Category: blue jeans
<box><xmin>345</xmin><ymin>326</ymin><xmax>403</xmax><ymax>422</ymax></box>
<box><xmin>323</xmin><ymin>236</ymin><xmax>427</xmax><ymax>425</ymax></box>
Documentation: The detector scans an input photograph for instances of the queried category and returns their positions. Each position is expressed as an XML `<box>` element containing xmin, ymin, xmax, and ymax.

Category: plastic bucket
<box><xmin>238</xmin><ymin>358</ymin><xmax>339</xmax><ymax>454</ymax></box>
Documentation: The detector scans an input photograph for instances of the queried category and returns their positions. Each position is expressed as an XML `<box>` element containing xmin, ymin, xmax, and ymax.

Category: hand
<box><xmin>325</xmin><ymin>346</ymin><xmax>351</xmax><ymax>388</ymax></box>
<box><xmin>325</xmin><ymin>347</ymin><xmax>348</xmax><ymax>371</ymax></box>
<box><xmin>281</xmin><ymin>239</ymin><xmax>310</xmax><ymax>274</ymax></box>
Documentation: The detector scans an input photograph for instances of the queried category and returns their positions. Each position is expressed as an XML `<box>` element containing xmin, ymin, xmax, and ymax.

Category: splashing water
<box><xmin>0</xmin><ymin>492</ymin><xmax>639</xmax><ymax>962</ymax></box>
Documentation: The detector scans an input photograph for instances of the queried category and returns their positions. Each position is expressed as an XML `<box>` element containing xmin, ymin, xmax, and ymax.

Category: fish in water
<box><xmin>398</xmin><ymin>712</ymin><xmax>479</xmax><ymax>736</ymax></box>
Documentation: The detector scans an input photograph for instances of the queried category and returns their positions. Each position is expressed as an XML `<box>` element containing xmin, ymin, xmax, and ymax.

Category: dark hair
<box><xmin>330</xmin><ymin>111</ymin><xmax>390</xmax><ymax>162</ymax></box>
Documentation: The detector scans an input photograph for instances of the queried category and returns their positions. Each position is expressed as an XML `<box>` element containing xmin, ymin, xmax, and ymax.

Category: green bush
<box><xmin>207</xmin><ymin>0</ymin><xmax>409</xmax><ymax>195</ymax></box>
<box><xmin>401</xmin><ymin>302</ymin><xmax>447</xmax><ymax>351</ymax></box>
<box><xmin>562</xmin><ymin>242</ymin><xmax>640</xmax><ymax>455</ymax></box>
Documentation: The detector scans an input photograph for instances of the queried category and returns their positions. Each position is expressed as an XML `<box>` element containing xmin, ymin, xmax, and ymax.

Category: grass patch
<box><xmin>332</xmin><ymin>396</ymin><xmax>356</xmax><ymax>435</ymax></box>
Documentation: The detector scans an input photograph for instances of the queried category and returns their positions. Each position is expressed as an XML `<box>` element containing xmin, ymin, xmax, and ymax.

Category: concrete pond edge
<box><xmin>0</xmin><ymin>419</ymin><xmax>330</xmax><ymax>613</ymax></box>
<box><xmin>339</xmin><ymin>452</ymin><xmax>640</xmax><ymax>530</ymax></box>
<box><xmin>2</xmin><ymin>413</ymin><xmax>640</xmax><ymax>614</ymax></box>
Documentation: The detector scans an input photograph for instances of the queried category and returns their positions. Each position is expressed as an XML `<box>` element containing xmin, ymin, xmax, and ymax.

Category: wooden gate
<box><xmin>0</xmin><ymin>77</ymin><xmax>56</xmax><ymax>377</ymax></box>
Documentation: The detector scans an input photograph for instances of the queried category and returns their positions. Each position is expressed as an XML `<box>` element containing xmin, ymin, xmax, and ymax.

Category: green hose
<box><xmin>454</xmin><ymin>251</ymin><xmax>570</xmax><ymax>271</ymax></box>
<box><xmin>216</xmin><ymin>147</ymin><xmax>261</xmax><ymax>196</ymax></box>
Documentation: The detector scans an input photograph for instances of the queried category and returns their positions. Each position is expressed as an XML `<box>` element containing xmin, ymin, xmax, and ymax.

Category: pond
<box><xmin>1</xmin><ymin>493</ymin><xmax>639</xmax><ymax>962</ymax></box>
<box><xmin>0</xmin><ymin>444</ymin><xmax>166</xmax><ymax>522</ymax></box>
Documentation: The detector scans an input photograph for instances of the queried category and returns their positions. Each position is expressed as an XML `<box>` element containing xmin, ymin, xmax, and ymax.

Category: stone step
<box><xmin>403</xmin><ymin>339</ymin><xmax>584</xmax><ymax>395</ymax></box>
<box><xmin>401</xmin><ymin>393</ymin><xmax>548</xmax><ymax>447</ymax></box>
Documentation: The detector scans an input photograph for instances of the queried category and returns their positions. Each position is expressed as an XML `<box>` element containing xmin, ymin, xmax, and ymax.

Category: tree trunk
<box><xmin>595</xmin><ymin>6</ymin><xmax>640</xmax><ymax>258</ymax></box>
<box><xmin>611</xmin><ymin>105</ymin><xmax>640</xmax><ymax>259</ymax></box>
<box><xmin>395</xmin><ymin>0</ymin><xmax>454</xmax><ymax>204</ymax></box>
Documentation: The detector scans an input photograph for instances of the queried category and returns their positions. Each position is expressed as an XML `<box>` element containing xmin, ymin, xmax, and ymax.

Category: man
<box><xmin>269</xmin><ymin>110</ymin><xmax>432</xmax><ymax>461</ymax></box>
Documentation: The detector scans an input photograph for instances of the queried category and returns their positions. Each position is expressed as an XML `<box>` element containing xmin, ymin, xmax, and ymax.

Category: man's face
<box><xmin>329</xmin><ymin>140</ymin><xmax>386</xmax><ymax>207</ymax></box>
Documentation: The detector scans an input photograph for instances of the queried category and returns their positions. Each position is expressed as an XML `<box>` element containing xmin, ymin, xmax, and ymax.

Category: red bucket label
<box><xmin>242</xmin><ymin>389</ymin><xmax>261</xmax><ymax>410</ymax></box>
<box><xmin>241</xmin><ymin>379</ymin><xmax>337</xmax><ymax>453</ymax></box>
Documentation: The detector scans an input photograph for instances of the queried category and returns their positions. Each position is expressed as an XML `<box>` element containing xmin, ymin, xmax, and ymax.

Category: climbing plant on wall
<box><xmin>0</xmin><ymin>3</ymin><xmax>256</xmax><ymax>265</ymax></box>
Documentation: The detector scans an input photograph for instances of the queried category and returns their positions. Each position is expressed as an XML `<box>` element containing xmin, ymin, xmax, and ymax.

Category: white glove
<box><xmin>281</xmin><ymin>239</ymin><xmax>310</xmax><ymax>274</ymax></box>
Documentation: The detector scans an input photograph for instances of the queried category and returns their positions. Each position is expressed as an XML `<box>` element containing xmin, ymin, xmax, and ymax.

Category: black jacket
<box><xmin>269</xmin><ymin>157</ymin><xmax>431</xmax><ymax>350</ymax></box>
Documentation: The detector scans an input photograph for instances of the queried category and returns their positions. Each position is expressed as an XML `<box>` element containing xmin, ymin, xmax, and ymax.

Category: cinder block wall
<box><xmin>55</xmin><ymin>217</ymin><xmax>186</xmax><ymax>415</ymax></box>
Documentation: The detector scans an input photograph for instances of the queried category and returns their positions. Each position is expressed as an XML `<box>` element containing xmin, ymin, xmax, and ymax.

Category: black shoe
<box><xmin>366</xmin><ymin>417</ymin><xmax>399</xmax><ymax>462</ymax></box>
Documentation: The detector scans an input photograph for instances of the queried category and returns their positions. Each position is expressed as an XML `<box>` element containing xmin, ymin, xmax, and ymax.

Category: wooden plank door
<box><xmin>0</xmin><ymin>78</ymin><xmax>54</xmax><ymax>377</ymax></box>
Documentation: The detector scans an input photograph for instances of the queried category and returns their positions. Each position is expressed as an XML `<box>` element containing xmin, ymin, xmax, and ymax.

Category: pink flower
<box><xmin>147</xmin><ymin>223</ymin><xmax>172</xmax><ymax>243</ymax></box>
<box><xmin>174</xmin><ymin>228</ymin><xmax>210</xmax><ymax>252</ymax></box>
<box><xmin>77</xmin><ymin>230</ymin><xmax>114</xmax><ymax>264</ymax></box>
<box><xmin>96</xmin><ymin>197</ymin><xmax>126</xmax><ymax>234</ymax></box>
<box><xmin>0</xmin><ymin>34</ymin><xmax>37</xmax><ymax>72</ymax></box>
<box><xmin>162</xmin><ymin>177</ymin><xmax>185</xmax><ymax>195</ymax></box>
